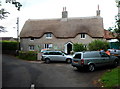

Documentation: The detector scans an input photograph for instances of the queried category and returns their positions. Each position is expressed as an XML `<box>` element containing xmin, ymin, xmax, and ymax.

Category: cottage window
<box><xmin>81</xmin><ymin>33</ymin><xmax>86</xmax><ymax>39</ymax></box>
<box><xmin>30</xmin><ymin>37</ymin><xmax>34</xmax><ymax>41</ymax></box>
<box><xmin>44</xmin><ymin>44</ymin><xmax>53</xmax><ymax>49</ymax></box>
<box><xmin>46</xmin><ymin>33</ymin><xmax>52</xmax><ymax>39</ymax></box>
<box><xmin>29</xmin><ymin>45</ymin><xmax>34</xmax><ymax>51</ymax></box>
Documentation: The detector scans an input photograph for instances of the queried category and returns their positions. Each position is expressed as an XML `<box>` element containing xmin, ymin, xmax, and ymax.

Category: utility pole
<box><xmin>16</xmin><ymin>17</ymin><xmax>19</xmax><ymax>52</ymax></box>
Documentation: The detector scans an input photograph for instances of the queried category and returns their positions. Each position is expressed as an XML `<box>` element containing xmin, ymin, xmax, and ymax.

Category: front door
<box><xmin>67</xmin><ymin>43</ymin><xmax>72</xmax><ymax>54</ymax></box>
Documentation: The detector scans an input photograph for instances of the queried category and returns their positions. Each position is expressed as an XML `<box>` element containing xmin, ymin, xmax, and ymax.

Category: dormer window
<box><xmin>30</xmin><ymin>37</ymin><xmax>34</xmax><ymax>41</ymax></box>
<box><xmin>46</xmin><ymin>33</ymin><xmax>52</xmax><ymax>39</ymax></box>
<box><xmin>81</xmin><ymin>33</ymin><xmax>86</xmax><ymax>39</ymax></box>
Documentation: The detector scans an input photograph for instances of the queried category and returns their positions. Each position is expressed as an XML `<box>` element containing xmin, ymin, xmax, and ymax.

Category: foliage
<box><xmin>5</xmin><ymin>0</ymin><xmax>22</xmax><ymax>11</ymax></box>
<box><xmin>0</xmin><ymin>8</ymin><xmax>10</xmax><ymax>20</ymax></box>
<box><xmin>108</xmin><ymin>1</ymin><xmax>120</xmax><ymax>43</ymax></box>
<box><xmin>100</xmin><ymin>67</ymin><xmax>120</xmax><ymax>88</ymax></box>
<box><xmin>88</xmin><ymin>40</ymin><xmax>109</xmax><ymax>51</ymax></box>
<box><xmin>18</xmin><ymin>51</ymin><xmax>37</xmax><ymax>61</ymax></box>
<box><xmin>0</xmin><ymin>26</ymin><xmax>7</xmax><ymax>32</ymax></box>
<box><xmin>1</xmin><ymin>40</ymin><xmax>18</xmax><ymax>50</ymax></box>
<box><xmin>73</xmin><ymin>43</ymin><xmax>86</xmax><ymax>52</ymax></box>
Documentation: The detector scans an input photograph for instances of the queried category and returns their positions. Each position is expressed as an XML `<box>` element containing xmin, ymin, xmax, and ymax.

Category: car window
<box><xmin>100</xmin><ymin>52</ymin><xmax>109</xmax><ymax>57</ymax></box>
<box><xmin>44</xmin><ymin>52</ymin><xmax>49</xmax><ymax>55</ymax></box>
<box><xmin>83</xmin><ymin>52</ymin><xmax>100</xmax><ymax>58</ymax></box>
<box><xmin>55</xmin><ymin>52</ymin><xmax>62</xmax><ymax>55</ymax></box>
<box><xmin>73</xmin><ymin>53</ymin><xmax>81</xmax><ymax>59</ymax></box>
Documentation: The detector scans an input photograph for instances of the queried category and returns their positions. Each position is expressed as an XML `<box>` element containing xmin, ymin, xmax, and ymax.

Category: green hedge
<box><xmin>18</xmin><ymin>51</ymin><xmax>37</xmax><ymax>61</ymax></box>
<box><xmin>1</xmin><ymin>41</ymin><xmax>18</xmax><ymax>50</ymax></box>
<box><xmin>88</xmin><ymin>40</ymin><xmax>110</xmax><ymax>51</ymax></box>
<box><xmin>73</xmin><ymin>43</ymin><xmax>87</xmax><ymax>52</ymax></box>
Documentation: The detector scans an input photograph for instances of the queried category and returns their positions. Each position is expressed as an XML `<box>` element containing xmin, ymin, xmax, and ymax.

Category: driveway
<box><xmin>2</xmin><ymin>54</ymin><xmax>108</xmax><ymax>88</ymax></box>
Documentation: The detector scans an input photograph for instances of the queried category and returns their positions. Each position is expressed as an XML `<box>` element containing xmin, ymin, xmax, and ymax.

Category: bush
<box><xmin>1</xmin><ymin>41</ymin><xmax>19</xmax><ymax>50</ymax></box>
<box><xmin>73</xmin><ymin>43</ymin><xmax>86</xmax><ymax>52</ymax></box>
<box><xmin>88</xmin><ymin>40</ymin><xmax>110</xmax><ymax>51</ymax></box>
<box><xmin>18</xmin><ymin>51</ymin><xmax>37</xmax><ymax>61</ymax></box>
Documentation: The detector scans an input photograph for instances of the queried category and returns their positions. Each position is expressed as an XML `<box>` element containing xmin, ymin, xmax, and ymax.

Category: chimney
<box><xmin>96</xmin><ymin>5</ymin><xmax>100</xmax><ymax>16</ymax></box>
<box><xmin>62</xmin><ymin>7</ymin><xmax>68</xmax><ymax>18</ymax></box>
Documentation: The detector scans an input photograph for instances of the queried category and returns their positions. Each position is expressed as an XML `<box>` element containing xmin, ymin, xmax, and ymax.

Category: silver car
<box><xmin>72</xmin><ymin>51</ymin><xmax>119</xmax><ymax>72</ymax></box>
<box><xmin>41</xmin><ymin>51</ymin><xmax>72</xmax><ymax>64</ymax></box>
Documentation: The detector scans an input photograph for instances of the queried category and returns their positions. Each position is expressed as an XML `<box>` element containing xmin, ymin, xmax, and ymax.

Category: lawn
<box><xmin>100</xmin><ymin>66</ymin><xmax>120</xmax><ymax>88</ymax></box>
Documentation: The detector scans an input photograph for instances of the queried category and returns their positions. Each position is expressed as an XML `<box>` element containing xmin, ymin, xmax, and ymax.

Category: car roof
<box><xmin>75</xmin><ymin>51</ymin><xmax>100</xmax><ymax>54</ymax></box>
<box><xmin>44</xmin><ymin>51</ymin><xmax>62</xmax><ymax>52</ymax></box>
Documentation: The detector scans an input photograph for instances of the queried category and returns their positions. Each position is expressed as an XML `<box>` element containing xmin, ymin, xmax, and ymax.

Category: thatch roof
<box><xmin>20</xmin><ymin>16</ymin><xmax>104</xmax><ymax>38</ymax></box>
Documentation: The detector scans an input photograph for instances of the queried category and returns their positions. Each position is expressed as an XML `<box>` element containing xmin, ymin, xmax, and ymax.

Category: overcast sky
<box><xmin>0</xmin><ymin>0</ymin><xmax>118</xmax><ymax>38</ymax></box>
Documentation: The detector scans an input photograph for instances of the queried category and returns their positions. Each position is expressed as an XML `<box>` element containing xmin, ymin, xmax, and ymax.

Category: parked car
<box><xmin>108</xmin><ymin>49</ymin><xmax>120</xmax><ymax>59</ymax></box>
<box><xmin>41</xmin><ymin>51</ymin><xmax>72</xmax><ymax>64</ymax></box>
<box><xmin>71</xmin><ymin>51</ymin><xmax>119</xmax><ymax>72</ymax></box>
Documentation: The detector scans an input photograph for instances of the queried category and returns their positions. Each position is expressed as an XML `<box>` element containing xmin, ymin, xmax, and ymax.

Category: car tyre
<box><xmin>88</xmin><ymin>64</ymin><xmax>95</xmax><ymax>72</ymax></box>
<box><xmin>113</xmin><ymin>60</ymin><xmax>119</xmax><ymax>67</ymax></box>
<box><xmin>45</xmin><ymin>58</ymin><xmax>50</xmax><ymax>64</ymax></box>
<box><xmin>66</xmin><ymin>58</ymin><xmax>72</xmax><ymax>64</ymax></box>
<box><xmin>76</xmin><ymin>67</ymin><xmax>81</xmax><ymax>70</ymax></box>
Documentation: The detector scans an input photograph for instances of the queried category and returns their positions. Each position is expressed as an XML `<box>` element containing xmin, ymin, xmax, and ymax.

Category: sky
<box><xmin>0</xmin><ymin>0</ymin><xmax>118</xmax><ymax>38</ymax></box>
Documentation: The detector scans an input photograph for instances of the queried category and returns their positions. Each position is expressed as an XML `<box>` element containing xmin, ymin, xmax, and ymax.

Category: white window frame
<box><xmin>46</xmin><ymin>33</ymin><xmax>52</xmax><ymax>39</ymax></box>
<box><xmin>80</xmin><ymin>33</ymin><xmax>86</xmax><ymax>39</ymax></box>
<box><xmin>29</xmin><ymin>45</ymin><xmax>34</xmax><ymax>51</ymax></box>
<box><xmin>44</xmin><ymin>44</ymin><xmax>53</xmax><ymax>49</ymax></box>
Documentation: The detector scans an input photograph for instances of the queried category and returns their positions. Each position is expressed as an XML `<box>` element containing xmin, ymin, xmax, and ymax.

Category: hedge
<box><xmin>73</xmin><ymin>43</ymin><xmax>87</xmax><ymax>52</ymax></box>
<box><xmin>88</xmin><ymin>40</ymin><xmax>110</xmax><ymax>51</ymax></box>
<box><xmin>18</xmin><ymin>51</ymin><xmax>37</xmax><ymax>61</ymax></box>
<box><xmin>1</xmin><ymin>41</ymin><xmax>19</xmax><ymax>50</ymax></box>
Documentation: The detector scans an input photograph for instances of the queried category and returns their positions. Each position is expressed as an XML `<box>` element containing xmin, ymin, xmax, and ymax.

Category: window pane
<box><xmin>74</xmin><ymin>54</ymin><xmax>81</xmax><ymax>59</ymax></box>
<box><xmin>81</xmin><ymin>34</ymin><xmax>85</xmax><ymax>38</ymax></box>
<box><xmin>46</xmin><ymin>33</ymin><xmax>52</xmax><ymax>37</ymax></box>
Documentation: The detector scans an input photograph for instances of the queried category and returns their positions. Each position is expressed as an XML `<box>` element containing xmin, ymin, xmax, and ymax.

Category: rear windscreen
<box><xmin>73</xmin><ymin>54</ymin><xmax>81</xmax><ymax>59</ymax></box>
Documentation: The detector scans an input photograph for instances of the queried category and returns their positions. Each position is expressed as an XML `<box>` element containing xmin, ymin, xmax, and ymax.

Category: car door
<box><xmin>55</xmin><ymin>52</ymin><xmax>66</xmax><ymax>61</ymax></box>
<box><xmin>100</xmin><ymin>52</ymin><xmax>110</xmax><ymax>66</ymax></box>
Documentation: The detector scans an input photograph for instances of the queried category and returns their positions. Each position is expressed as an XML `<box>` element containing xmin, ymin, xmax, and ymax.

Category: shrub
<box><xmin>73</xmin><ymin>43</ymin><xmax>86</xmax><ymax>52</ymax></box>
<box><xmin>18</xmin><ymin>51</ymin><xmax>37</xmax><ymax>61</ymax></box>
<box><xmin>88</xmin><ymin>40</ymin><xmax>110</xmax><ymax>51</ymax></box>
<box><xmin>1</xmin><ymin>41</ymin><xmax>19</xmax><ymax>50</ymax></box>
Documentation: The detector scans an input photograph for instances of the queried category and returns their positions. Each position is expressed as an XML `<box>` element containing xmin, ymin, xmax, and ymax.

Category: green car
<box><xmin>72</xmin><ymin>51</ymin><xmax>119</xmax><ymax>72</ymax></box>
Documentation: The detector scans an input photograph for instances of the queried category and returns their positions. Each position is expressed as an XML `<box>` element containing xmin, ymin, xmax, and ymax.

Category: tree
<box><xmin>73</xmin><ymin>43</ymin><xmax>86</xmax><ymax>52</ymax></box>
<box><xmin>5</xmin><ymin>0</ymin><xmax>22</xmax><ymax>11</ymax></box>
<box><xmin>0</xmin><ymin>26</ymin><xmax>7</xmax><ymax>32</ymax></box>
<box><xmin>108</xmin><ymin>1</ymin><xmax>120</xmax><ymax>43</ymax></box>
<box><xmin>0</xmin><ymin>8</ymin><xmax>10</xmax><ymax>20</ymax></box>
<box><xmin>0</xmin><ymin>0</ymin><xmax>22</xmax><ymax>32</ymax></box>
<box><xmin>88</xmin><ymin>40</ymin><xmax>110</xmax><ymax>51</ymax></box>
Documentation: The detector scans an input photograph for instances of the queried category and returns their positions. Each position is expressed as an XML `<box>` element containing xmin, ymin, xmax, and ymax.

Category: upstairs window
<box><xmin>30</xmin><ymin>37</ymin><xmax>34</xmax><ymax>41</ymax></box>
<box><xmin>46</xmin><ymin>33</ymin><xmax>52</xmax><ymax>39</ymax></box>
<box><xmin>81</xmin><ymin>33</ymin><xmax>86</xmax><ymax>39</ymax></box>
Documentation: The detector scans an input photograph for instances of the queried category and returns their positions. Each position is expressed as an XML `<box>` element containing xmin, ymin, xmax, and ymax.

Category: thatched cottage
<box><xmin>20</xmin><ymin>7</ymin><xmax>105</xmax><ymax>54</ymax></box>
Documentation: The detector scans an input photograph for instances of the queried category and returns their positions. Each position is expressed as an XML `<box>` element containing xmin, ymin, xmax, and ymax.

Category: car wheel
<box><xmin>76</xmin><ymin>67</ymin><xmax>81</xmax><ymax>70</ymax></box>
<box><xmin>45</xmin><ymin>58</ymin><xmax>50</xmax><ymax>64</ymax></box>
<box><xmin>88</xmin><ymin>64</ymin><xmax>95</xmax><ymax>72</ymax></box>
<box><xmin>66</xmin><ymin>58</ymin><xmax>72</xmax><ymax>64</ymax></box>
<box><xmin>113</xmin><ymin>60</ymin><xmax>119</xmax><ymax>67</ymax></box>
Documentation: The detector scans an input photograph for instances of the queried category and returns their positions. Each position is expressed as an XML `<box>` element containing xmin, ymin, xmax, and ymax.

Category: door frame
<box><xmin>64</xmin><ymin>42</ymin><xmax>73</xmax><ymax>54</ymax></box>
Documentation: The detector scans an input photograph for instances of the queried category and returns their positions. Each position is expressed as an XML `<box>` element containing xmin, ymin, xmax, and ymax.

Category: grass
<box><xmin>100</xmin><ymin>67</ymin><xmax>120</xmax><ymax>88</ymax></box>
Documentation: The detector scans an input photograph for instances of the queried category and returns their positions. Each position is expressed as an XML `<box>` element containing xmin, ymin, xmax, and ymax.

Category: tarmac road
<box><xmin>2</xmin><ymin>54</ymin><xmax>109</xmax><ymax>88</ymax></box>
